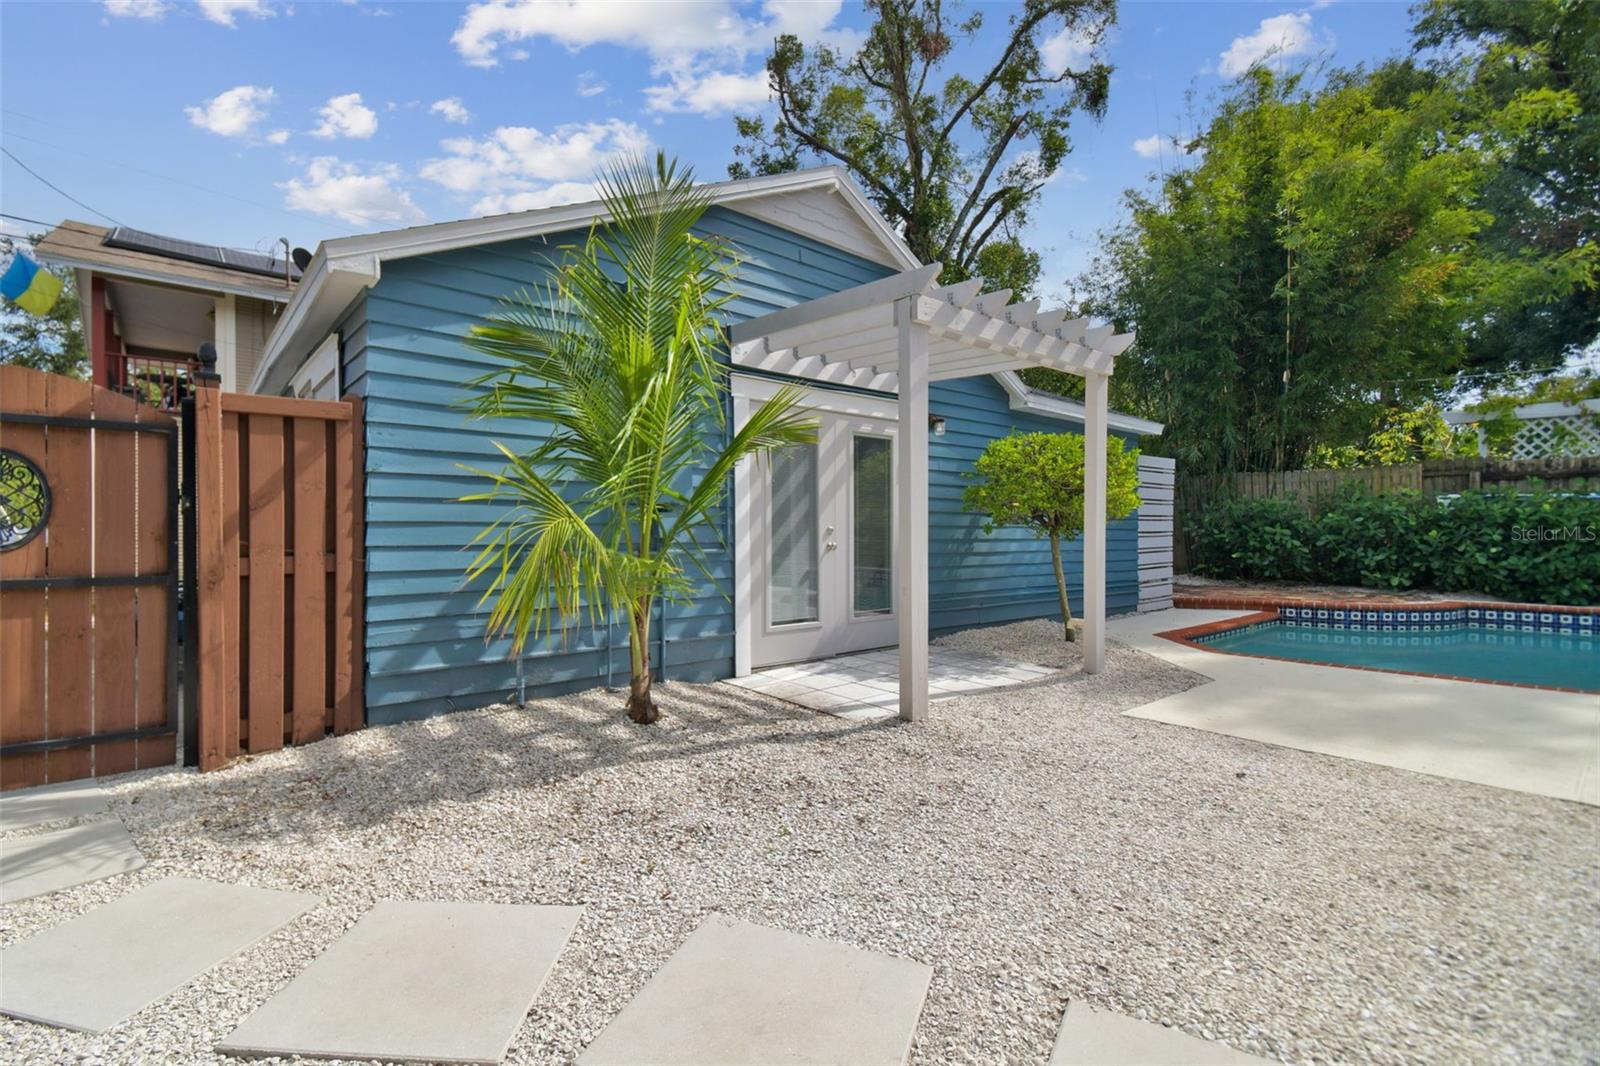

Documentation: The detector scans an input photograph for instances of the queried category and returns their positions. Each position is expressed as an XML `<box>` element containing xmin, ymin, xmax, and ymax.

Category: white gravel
<box><xmin>3</xmin><ymin>619</ymin><xmax>1596</xmax><ymax>1065</ymax></box>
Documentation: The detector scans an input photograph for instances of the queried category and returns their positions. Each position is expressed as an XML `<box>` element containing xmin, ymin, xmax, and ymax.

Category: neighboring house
<box><xmin>252</xmin><ymin>166</ymin><xmax>1164</xmax><ymax>724</ymax></box>
<box><xmin>34</xmin><ymin>222</ymin><xmax>299</xmax><ymax>401</ymax></box>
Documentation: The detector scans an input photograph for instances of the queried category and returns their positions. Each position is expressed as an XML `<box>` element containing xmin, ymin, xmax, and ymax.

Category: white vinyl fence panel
<box><xmin>1136</xmin><ymin>455</ymin><xmax>1175</xmax><ymax>612</ymax></box>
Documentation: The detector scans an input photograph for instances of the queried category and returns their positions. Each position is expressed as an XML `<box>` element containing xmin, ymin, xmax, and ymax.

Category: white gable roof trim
<box><xmin>251</xmin><ymin>167</ymin><xmax>915</xmax><ymax>395</ymax></box>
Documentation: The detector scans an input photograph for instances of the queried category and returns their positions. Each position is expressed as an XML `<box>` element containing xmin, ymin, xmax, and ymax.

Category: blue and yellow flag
<box><xmin>1</xmin><ymin>251</ymin><xmax>63</xmax><ymax>315</ymax></box>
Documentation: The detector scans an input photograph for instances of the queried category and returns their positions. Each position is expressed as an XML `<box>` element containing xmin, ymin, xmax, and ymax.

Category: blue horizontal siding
<box><xmin>358</xmin><ymin>206</ymin><xmax>897</xmax><ymax>723</ymax></box>
<box><xmin>355</xmin><ymin>204</ymin><xmax>1146</xmax><ymax>724</ymax></box>
<box><xmin>928</xmin><ymin>375</ymin><xmax>1141</xmax><ymax>633</ymax></box>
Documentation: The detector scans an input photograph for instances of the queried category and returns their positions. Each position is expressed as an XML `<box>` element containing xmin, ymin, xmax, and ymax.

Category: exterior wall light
<box><xmin>928</xmin><ymin>415</ymin><xmax>946</xmax><ymax>436</ymax></box>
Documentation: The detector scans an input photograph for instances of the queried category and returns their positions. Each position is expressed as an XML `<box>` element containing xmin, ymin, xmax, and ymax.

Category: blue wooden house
<box><xmin>251</xmin><ymin>167</ymin><xmax>1162</xmax><ymax>725</ymax></box>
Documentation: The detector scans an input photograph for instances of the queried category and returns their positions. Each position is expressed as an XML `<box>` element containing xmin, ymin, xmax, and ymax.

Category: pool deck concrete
<box><xmin>1108</xmin><ymin>609</ymin><xmax>1600</xmax><ymax>806</ymax></box>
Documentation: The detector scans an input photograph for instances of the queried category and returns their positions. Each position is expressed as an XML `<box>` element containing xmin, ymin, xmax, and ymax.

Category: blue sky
<box><xmin>1</xmin><ymin>0</ymin><xmax>1415</xmax><ymax>298</ymax></box>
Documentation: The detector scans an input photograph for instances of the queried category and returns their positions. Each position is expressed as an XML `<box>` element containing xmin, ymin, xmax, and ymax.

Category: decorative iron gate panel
<box><xmin>1</xmin><ymin>366</ymin><xmax>179</xmax><ymax>789</ymax></box>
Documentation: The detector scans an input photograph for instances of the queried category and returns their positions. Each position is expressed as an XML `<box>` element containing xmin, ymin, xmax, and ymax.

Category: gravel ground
<box><xmin>3</xmin><ymin>620</ymin><xmax>1597</xmax><ymax>1066</ymax></box>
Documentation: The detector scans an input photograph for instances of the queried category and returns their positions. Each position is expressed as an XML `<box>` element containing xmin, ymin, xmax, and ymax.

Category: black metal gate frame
<box><xmin>0</xmin><ymin>411</ymin><xmax>181</xmax><ymax>757</ymax></box>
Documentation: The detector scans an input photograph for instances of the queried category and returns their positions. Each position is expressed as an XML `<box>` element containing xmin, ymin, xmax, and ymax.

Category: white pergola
<box><xmin>728</xmin><ymin>264</ymin><xmax>1135</xmax><ymax>722</ymax></box>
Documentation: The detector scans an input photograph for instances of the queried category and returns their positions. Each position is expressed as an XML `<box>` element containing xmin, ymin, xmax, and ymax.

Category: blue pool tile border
<box><xmin>1277</xmin><ymin>604</ymin><xmax>1596</xmax><ymax>633</ymax></box>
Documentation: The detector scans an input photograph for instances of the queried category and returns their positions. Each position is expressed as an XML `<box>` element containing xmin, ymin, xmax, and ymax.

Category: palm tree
<box><xmin>461</xmin><ymin>154</ymin><xmax>815</xmax><ymax>723</ymax></box>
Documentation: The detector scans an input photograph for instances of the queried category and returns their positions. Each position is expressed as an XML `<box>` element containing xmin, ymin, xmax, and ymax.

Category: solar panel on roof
<box><xmin>103</xmin><ymin>226</ymin><xmax>303</xmax><ymax>282</ymax></box>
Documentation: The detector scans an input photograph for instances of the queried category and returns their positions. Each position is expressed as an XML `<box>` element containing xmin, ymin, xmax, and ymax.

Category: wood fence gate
<box><xmin>185</xmin><ymin>386</ymin><xmax>364</xmax><ymax>772</ymax></box>
<box><xmin>1</xmin><ymin>366</ymin><xmax>178</xmax><ymax>790</ymax></box>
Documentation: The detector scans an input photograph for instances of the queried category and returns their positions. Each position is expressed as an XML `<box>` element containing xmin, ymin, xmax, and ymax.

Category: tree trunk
<box><xmin>1049</xmin><ymin>532</ymin><xmax>1076</xmax><ymax>642</ymax></box>
<box><xmin>626</xmin><ymin>602</ymin><xmax>659</xmax><ymax>724</ymax></box>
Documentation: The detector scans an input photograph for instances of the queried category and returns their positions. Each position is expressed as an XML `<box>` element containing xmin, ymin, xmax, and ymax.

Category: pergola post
<box><xmin>1082</xmin><ymin>370</ymin><xmax>1108</xmax><ymax>673</ymax></box>
<box><xmin>895</xmin><ymin>295</ymin><xmax>929</xmax><ymax>722</ymax></box>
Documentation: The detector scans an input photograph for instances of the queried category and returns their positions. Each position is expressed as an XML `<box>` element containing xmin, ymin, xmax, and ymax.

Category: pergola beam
<box><xmin>728</xmin><ymin>263</ymin><xmax>939</xmax><ymax>347</ymax></box>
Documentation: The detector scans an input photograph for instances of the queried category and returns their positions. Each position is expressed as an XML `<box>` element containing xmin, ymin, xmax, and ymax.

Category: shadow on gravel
<box><xmin>127</xmin><ymin>682</ymin><xmax>901</xmax><ymax>843</ymax></box>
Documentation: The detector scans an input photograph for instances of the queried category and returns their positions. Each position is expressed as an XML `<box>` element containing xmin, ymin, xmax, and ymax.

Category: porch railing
<box><xmin>108</xmin><ymin>351</ymin><xmax>200</xmax><ymax>411</ymax></box>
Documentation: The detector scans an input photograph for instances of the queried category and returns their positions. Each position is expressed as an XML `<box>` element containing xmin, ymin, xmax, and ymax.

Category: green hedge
<box><xmin>1189</xmin><ymin>486</ymin><xmax>1600</xmax><ymax>604</ymax></box>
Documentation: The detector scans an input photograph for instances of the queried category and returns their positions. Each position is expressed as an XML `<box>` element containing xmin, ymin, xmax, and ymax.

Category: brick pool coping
<box><xmin>1157</xmin><ymin>604</ymin><xmax>1599</xmax><ymax>696</ymax></box>
<box><xmin>1173</xmin><ymin>593</ymin><xmax>1600</xmax><ymax>616</ymax></box>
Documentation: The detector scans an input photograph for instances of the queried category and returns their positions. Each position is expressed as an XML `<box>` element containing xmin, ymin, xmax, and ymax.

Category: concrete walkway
<box><xmin>580</xmin><ymin>916</ymin><xmax>932</xmax><ymax>1066</ymax></box>
<box><xmin>0</xmin><ymin>878</ymin><xmax>317</xmax><ymax>1032</ymax></box>
<box><xmin>220</xmin><ymin>900</ymin><xmax>582</xmax><ymax>1064</ymax></box>
<box><xmin>726</xmin><ymin>647</ymin><xmax>1054</xmax><ymax>720</ymax></box>
<box><xmin>0</xmin><ymin>819</ymin><xmax>146</xmax><ymax>903</ymax></box>
<box><xmin>1108</xmin><ymin>609</ymin><xmax>1600</xmax><ymax>805</ymax></box>
<box><xmin>1050</xmin><ymin>1003</ymin><xmax>1273</xmax><ymax>1065</ymax></box>
<box><xmin>0</xmin><ymin>780</ymin><xmax>111</xmax><ymax>831</ymax></box>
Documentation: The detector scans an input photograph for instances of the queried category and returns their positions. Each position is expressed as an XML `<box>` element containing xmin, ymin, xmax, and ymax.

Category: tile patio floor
<box><xmin>724</xmin><ymin>647</ymin><xmax>1056</xmax><ymax>720</ymax></box>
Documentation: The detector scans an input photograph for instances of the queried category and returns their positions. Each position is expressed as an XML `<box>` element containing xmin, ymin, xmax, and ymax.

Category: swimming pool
<box><xmin>1199</xmin><ymin>620</ymin><xmax>1599</xmax><ymax>692</ymax></box>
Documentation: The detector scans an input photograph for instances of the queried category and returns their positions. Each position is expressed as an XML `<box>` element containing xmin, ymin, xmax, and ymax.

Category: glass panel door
<box><xmin>851</xmin><ymin>435</ymin><xmax>893</xmax><ymax>615</ymax></box>
<box><xmin>768</xmin><ymin>443</ymin><xmax>820</xmax><ymax>626</ymax></box>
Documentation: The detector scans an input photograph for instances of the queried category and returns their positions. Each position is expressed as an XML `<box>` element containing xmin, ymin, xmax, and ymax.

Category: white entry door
<box><xmin>753</xmin><ymin>407</ymin><xmax>898</xmax><ymax>667</ymax></box>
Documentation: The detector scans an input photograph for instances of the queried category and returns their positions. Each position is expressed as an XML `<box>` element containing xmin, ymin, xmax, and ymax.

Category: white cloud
<box><xmin>420</xmin><ymin>119</ymin><xmax>650</xmax><ymax>217</ymax></box>
<box><xmin>0</xmin><ymin>217</ymin><xmax>35</xmax><ymax>244</ymax></box>
<box><xmin>1132</xmin><ymin>134</ymin><xmax>1164</xmax><ymax>159</ymax></box>
<box><xmin>280</xmin><ymin>157</ymin><xmax>424</xmax><ymax>225</ymax></box>
<box><xmin>313</xmin><ymin>93</ymin><xmax>379</xmax><ymax>139</ymax></box>
<box><xmin>576</xmin><ymin>71</ymin><xmax>607</xmax><ymax>97</ymax></box>
<box><xmin>644</xmin><ymin>69</ymin><xmax>769</xmax><ymax>115</ymax></box>
<box><xmin>266</xmin><ymin>128</ymin><xmax>290</xmax><ymax>145</ymax></box>
<box><xmin>450</xmin><ymin>0</ymin><xmax>857</xmax><ymax>115</ymax></box>
<box><xmin>1040</xmin><ymin>25</ymin><xmax>1098</xmax><ymax>71</ymax></box>
<box><xmin>197</xmin><ymin>0</ymin><xmax>275</xmax><ymax>27</ymax></box>
<box><xmin>1219</xmin><ymin>12</ymin><xmax>1317</xmax><ymax>77</ymax></box>
<box><xmin>473</xmin><ymin>181</ymin><xmax>598</xmax><ymax>215</ymax></box>
<box><xmin>103</xmin><ymin>0</ymin><xmax>168</xmax><ymax>19</ymax></box>
<box><xmin>185</xmin><ymin>84</ymin><xmax>276</xmax><ymax>138</ymax></box>
<box><xmin>452</xmin><ymin>0</ymin><xmax>759</xmax><ymax>67</ymax></box>
<box><xmin>430</xmin><ymin>97</ymin><xmax>472</xmax><ymax>124</ymax></box>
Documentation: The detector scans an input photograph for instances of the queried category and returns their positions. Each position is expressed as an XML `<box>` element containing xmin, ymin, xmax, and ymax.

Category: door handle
<box><xmin>825</xmin><ymin>541</ymin><xmax>838</xmax><ymax>551</ymax></box>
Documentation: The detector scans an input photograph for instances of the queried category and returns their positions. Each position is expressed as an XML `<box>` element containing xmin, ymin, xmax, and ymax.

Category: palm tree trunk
<box><xmin>1049</xmin><ymin>532</ymin><xmax>1076</xmax><ymax>642</ymax></box>
<box><xmin>626</xmin><ymin>600</ymin><xmax>659</xmax><ymax>724</ymax></box>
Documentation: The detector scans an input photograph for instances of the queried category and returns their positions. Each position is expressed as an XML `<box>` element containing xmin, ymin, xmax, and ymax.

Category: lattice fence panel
<box><xmin>1507</xmin><ymin>411</ymin><xmax>1600</xmax><ymax>459</ymax></box>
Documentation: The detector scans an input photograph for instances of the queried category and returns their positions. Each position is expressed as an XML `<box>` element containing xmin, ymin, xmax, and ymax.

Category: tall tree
<box><xmin>1085</xmin><ymin>63</ymin><xmax>1592</xmax><ymax>475</ymax></box>
<box><xmin>461</xmin><ymin>156</ymin><xmax>816</xmax><ymax>725</ymax></box>
<box><xmin>1412</xmin><ymin>0</ymin><xmax>1599</xmax><ymax>368</ymax></box>
<box><xmin>731</xmin><ymin>0</ymin><xmax>1115</xmax><ymax>295</ymax></box>
<box><xmin>0</xmin><ymin>235</ymin><xmax>85</xmax><ymax>378</ymax></box>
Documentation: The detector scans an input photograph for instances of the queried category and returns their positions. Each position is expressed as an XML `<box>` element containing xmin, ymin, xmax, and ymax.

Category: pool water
<box><xmin>1202</xmin><ymin>622</ymin><xmax>1600</xmax><ymax>691</ymax></box>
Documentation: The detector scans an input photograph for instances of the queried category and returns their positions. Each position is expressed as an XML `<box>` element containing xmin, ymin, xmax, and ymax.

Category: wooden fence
<box><xmin>190</xmin><ymin>386</ymin><xmax>364</xmax><ymax>772</ymax></box>
<box><xmin>1</xmin><ymin>367</ymin><xmax>177</xmax><ymax>790</ymax></box>
<box><xmin>1174</xmin><ymin>455</ymin><xmax>1600</xmax><ymax>571</ymax></box>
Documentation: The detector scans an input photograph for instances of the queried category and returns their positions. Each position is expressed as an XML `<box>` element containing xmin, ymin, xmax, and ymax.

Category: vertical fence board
<box><xmin>351</xmin><ymin>397</ymin><xmax>365</xmax><ymax>735</ymax></box>
<box><xmin>93</xmin><ymin>386</ymin><xmax>149</xmax><ymax>777</ymax></box>
<box><xmin>194</xmin><ymin>387</ymin><xmax>229</xmax><ymax>771</ymax></box>
<box><xmin>47</xmin><ymin>376</ymin><xmax>98</xmax><ymax>781</ymax></box>
<box><xmin>134</xmin><ymin>403</ymin><xmax>173</xmax><ymax>768</ymax></box>
<box><xmin>246</xmin><ymin>415</ymin><xmax>287</xmax><ymax>753</ymax></box>
<box><xmin>222</xmin><ymin>411</ymin><xmax>243</xmax><ymax>759</ymax></box>
<box><xmin>0</xmin><ymin>368</ymin><xmax>51</xmax><ymax>788</ymax></box>
<box><xmin>291</xmin><ymin>419</ymin><xmax>328</xmax><ymax>744</ymax></box>
<box><xmin>333</xmin><ymin>396</ymin><xmax>362</xmax><ymax>734</ymax></box>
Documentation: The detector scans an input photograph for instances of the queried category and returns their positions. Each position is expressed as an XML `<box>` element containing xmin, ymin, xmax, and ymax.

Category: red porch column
<box><xmin>88</xmin><ymin>275</ymin><xmax>121</xmax><ymax>390</ymax></box>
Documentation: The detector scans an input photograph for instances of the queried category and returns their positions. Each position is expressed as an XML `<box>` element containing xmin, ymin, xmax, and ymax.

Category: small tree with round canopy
<box><xmin>962</xmin><ymin>431</ymin><xmax>1141</xmax><ymax>641</ymax></box>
